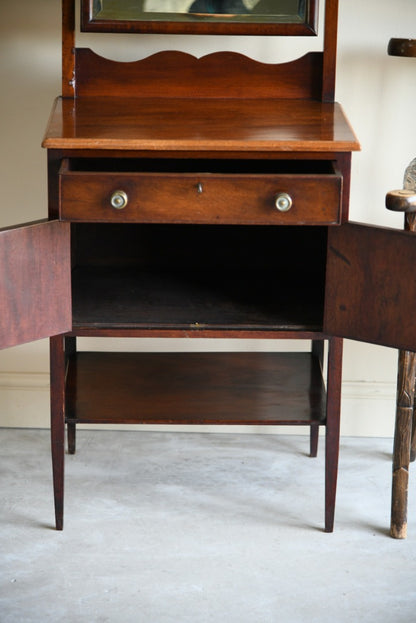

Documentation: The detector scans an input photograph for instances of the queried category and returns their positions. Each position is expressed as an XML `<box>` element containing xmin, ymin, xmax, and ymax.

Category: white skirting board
<box><xmin>0</xmin><ymin>372</ymin><xmax>397</xmax><ymax>437</ymax></box>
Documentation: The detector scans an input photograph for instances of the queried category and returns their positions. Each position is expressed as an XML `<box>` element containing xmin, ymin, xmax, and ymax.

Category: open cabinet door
<box><xmin>324</xmin><ymin>222</ymin><xmax>416</xmax><ymax>351</ymax></box>
<box><xmin>0</xmin><ymin>220</ymin><xmax>71</xmax><ymax>350</ymax></box>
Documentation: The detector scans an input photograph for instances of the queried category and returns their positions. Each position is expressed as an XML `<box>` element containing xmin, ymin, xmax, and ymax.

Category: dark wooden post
<box><xmin>322</xmin><ymin>0</ymin><xmax>339</xmax><ymax>101</ymax></box>
<box><xmin>325</xmin><ymin>336</ymin><xmax>343</xmax><ymax>533</ymax></box>
<box><xmin>50</xmin><ymin>335</ymin><xmax>66</xmax><ymax>531</ymax></box>
<box><xmin>65</xmin><ymin>336</ymin><xmax>77</xmax><ymax>455</ymax></box>
<box><xmin>62</xmin><ymin>0</ymin><xmax>75</xmax><ymax>97</ymax></box>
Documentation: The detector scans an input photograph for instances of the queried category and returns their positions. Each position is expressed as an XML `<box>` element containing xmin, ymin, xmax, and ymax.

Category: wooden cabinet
<box><xmin>1</xmin><ymin>0</ymin><xmax>411</xmax><ymax>533</ymax></box>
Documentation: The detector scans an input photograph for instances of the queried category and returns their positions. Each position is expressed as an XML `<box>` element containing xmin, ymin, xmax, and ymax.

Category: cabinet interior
<box><xmin>71</xmin><ymin>223</ymin><xmax>328</xmax><ymax>332</ymax></box>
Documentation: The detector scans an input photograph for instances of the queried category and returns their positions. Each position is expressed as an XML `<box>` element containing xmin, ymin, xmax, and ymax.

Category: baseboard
<box><xmin>0</xmin><ymin>372</ymin><xmax>397</xmax><ymax>437</ymax></box>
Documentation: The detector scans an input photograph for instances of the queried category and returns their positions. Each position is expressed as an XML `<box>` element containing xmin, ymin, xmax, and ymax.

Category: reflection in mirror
<box><xmin>91</xmin><ymin>0</ymin><xmax>308</xmax><ymax>24</ymax></box>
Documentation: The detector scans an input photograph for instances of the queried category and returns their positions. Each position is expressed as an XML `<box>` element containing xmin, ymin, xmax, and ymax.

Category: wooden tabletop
<box><xmin>43</xmin><ymin>97</ymin><xmax>360</xmax><ymax>153</ymax></box>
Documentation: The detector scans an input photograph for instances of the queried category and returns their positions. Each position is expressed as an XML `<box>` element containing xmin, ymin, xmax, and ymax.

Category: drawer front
<box><xmin>59</xmin><ymin>168</ymin><xmax>342</xmax><ymax>225</ymax></box>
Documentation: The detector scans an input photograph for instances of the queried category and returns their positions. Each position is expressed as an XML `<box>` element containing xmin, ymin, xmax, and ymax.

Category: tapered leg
<box><xmin>67</xmin><ymin>424</ymin><xmax>76</xmax><ymax>456</ymax></box>
<box><xmin>50</xmin><ymin>335</ymin><xmax>66</xmax><ymax>531</ymax></box>
<box><xmin>324</xmin><ymin>337</ymin><xmax>343</xmax><ymax>533</ymax></box>
<box><xmin>310</xmin><ymin>341</ymin><xmax>325</xmax><ymax>458</ymax></box>
<box><xmin>65</xmin><ymin>337</ymin><xmax>77</xmax><ymax>455</ymax></box>
<box><xmin>310</xmin><ymin>423</ymin><xmax>319</xmax><ymax>458</ymax></box>
<box><xmin>390</xmin><ymin>350</ymin><xmax>415</xmax><ymax>539</ymax></box>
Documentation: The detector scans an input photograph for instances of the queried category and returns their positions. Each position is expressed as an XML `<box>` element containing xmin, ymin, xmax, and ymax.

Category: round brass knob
<box><xmin>110</xmin><ymin>190</ymin><xmax>128</xmax><ymax>210</ymax></box>
<box><xmin>274</xmin><ymin>192</ymin><xmax>293</xmax><ymax>212</ymax></box>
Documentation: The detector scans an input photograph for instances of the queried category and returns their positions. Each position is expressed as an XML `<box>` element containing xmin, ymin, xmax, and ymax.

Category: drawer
<box><xmin>59</xmin><ymin>159</ymin><xmax>342</xmax><ymax>225</ymax></box>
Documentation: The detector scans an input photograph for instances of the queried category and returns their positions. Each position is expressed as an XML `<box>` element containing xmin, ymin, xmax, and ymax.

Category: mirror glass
<box><xmin>84</xmin><ymin>1</ymin><xmax>317</xmax><ymax>34</ymax></box>
<box><xmin>92</xmin><ymin>1</ymin><xmax>307</xmax><ymax>23</ymax></box>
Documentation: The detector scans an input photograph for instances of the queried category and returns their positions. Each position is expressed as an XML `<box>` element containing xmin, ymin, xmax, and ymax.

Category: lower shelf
<box><xmin>65</xmin><ymin>351</ymin><xmax>326</xmax><ymax>426</ymax></box>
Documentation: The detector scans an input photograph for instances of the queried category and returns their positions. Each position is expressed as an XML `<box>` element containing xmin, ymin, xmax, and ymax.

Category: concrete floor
<box><xmin>1</xmin><ymin>429</ymin><xmax>416</xmax><ymax>623</ymax></box>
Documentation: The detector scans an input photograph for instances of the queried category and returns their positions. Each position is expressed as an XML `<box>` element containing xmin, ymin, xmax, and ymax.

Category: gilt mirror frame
<box><xmin>81</xmin><ymin>0</ymin><xmax>318</xmax><ymax>36</ymax></box>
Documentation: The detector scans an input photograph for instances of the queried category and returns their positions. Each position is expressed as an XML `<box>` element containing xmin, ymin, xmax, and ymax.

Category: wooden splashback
<box><xmin>62</xmin><ymin>0</ymin><xmax>340</xmax><ymax>102</ymax></box>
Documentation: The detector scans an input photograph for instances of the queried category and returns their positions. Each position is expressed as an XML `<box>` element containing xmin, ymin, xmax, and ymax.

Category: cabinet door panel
<box><xmin>324</xmin><ymin>222</ymin><xmax>416</xmax><ymax>351</ymax></box>
<box><xmin>0</xmin><ymin>220</ymin><xmax>71</xmax><ymax>350</ymax></box>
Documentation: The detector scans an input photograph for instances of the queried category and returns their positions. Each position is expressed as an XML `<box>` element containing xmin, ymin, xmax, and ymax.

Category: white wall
<box><xmin>0</xmin><ymin>0</ymin><xmax>415</xmax><ymax>435</ymax></box>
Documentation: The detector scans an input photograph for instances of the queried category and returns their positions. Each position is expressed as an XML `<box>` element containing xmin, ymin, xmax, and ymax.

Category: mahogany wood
<box><xmin>62</xmin><ymin>0</ymin><xmax>75</xmax><ymax>97</ymax></box>
<box><xmin>310</xmin><ymin>340</ymin><xmax>325</xmax><ymax>457</ymax></box>
<box><xmin>321</xmin><ymin>0</ymin><xmax>339</xmax><ymax>101</ymax></box>
<box><xmin>59</xmin><ymin>161</ymin><xmax>342</xmax><ymax>225</ymax></box>
<box><xmin>39</xmin><ymin>0</ymin><xmax>351</xmax><ymax>531</ymax></box>
<box><xmin>73</xmin><ymin>1</ymin><xmax>338</xmax><ymax>102</ymax></box>
<box><xmin>325</xmin><ymin>223</ymin><xmax>416</xmax><ymax>352</ymax></box>
<box><xmin>65</xmin><ymin>352</ymin><xmax>326</xmax><ymax>426</ymax></box>
<box><xmin>50</xmin><ymin>335</ymin><xmax>66</xmax><ymax>531</ymax></box>
<box><xmin>1</xmin><ymin>0</ymin><xmax>394</xmax><ymax>535</ymax></box>
<box><xmin>65</xmin><ymin>336</ymin><xmax>77</xmax><ymax>455</ymax></box>
<box><xmin>324</xmin><ymin>336</ymin><xmax>343</xmax><ymax>532</ymax></box>
<box><xmin>74</xmin><ymin>49</ymin><xmax>324</xmax><ymax>100</ymax></box>
<box><xmin>42</xmin><ymin>97</ymin><xmax>360</xmax><ymax>153</ymax></box>
<box><xmin>0</xmin><ymin>221</ymin><xmax>71</xmax><ymax>350</ymax></box>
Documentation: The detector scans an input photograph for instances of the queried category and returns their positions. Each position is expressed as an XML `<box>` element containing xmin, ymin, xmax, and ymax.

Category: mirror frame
<box><xmin>81</xmin><ymin>0</ymin><xmax>318</xmax><ymax>36</ymax></box>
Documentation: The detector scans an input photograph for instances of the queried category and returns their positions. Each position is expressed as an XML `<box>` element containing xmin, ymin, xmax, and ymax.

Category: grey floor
<box><xmin>1</xmin><ymin>429</ymin><xmax>416</xmax><ymax>623</ymax></box>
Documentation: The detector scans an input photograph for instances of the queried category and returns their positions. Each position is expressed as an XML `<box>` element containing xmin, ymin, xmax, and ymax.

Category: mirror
<box><xmin>82</xmin><ymin>0</ymin><xmax>318</xmax><ymax>35</ymax></box>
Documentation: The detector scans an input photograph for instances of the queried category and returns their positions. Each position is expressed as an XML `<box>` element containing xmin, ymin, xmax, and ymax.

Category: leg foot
<box><xmin>67</xmin><ymin>422</ymin><xmax>76</xmax><ymax>455</ymax></box>
<box><xmin>310</xmin><ymin>424</ymin><xmax>319</xmax><ymax>458</ymax></box>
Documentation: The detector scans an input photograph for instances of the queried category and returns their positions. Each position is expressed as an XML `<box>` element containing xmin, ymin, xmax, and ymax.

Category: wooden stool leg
<box><xmin>50</xmin><ymin>335</ymin><xmax>66</xmax><ymax>531</ymax></box>
<box><xmin>384</xmin><ymin>202</ymin><xmax>416</xmax><ymax>537</ymax></box>
<box><xmin>406</xmin><ymin>209</ymin><xmax>416</xmax><ymax>466</ymax></box>
<box><xmin>390</xmin><ymin>349</ymin><xmax>415</xmax><ymax>539</ymax></box>
<box><xmin>411</xmin><ymin>407</ymin><xmax>416</xmax><ymax>463</ymax></box>
<box><xmin>411</xmin><ymin>374</ymin><xmax>416</xmax><ymax>462</ymax></box>
<box><xmin>324</xmin><ymin>337</ymin><xmax>343</xmax><ymax>533</ymax></box>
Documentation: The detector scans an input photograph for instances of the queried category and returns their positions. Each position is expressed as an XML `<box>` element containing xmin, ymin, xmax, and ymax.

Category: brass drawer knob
<box><xmin>110</xmin><ymin>190</ymin><xmax>128</xmax><ymax>209</ymax></box>
<box><xmin>274</xmin><ymin>192</ymin><xmax>293</xmax><ymax>212</ymax></box>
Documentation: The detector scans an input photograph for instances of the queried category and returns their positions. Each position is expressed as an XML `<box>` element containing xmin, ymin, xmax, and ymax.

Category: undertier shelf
<box><xmin>65</xmin><ymin>351</ymin><xmax>326</xmax><ymax>426</ymax></box>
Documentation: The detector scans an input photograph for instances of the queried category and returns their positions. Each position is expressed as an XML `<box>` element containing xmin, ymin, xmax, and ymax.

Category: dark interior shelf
<box><xmin>71</xmin><ymin>266</ymin><xmax>324</xmax><ymax>331</ymax></box>
<box><xmin>71</xmin><ymin>223</ymin><xmax>327</xmax><ymax>332</ymax></box>
<box><xmin>65</xmin><ymin>351</ymin><xmax>326</xmax><ymax>426</ymax></box>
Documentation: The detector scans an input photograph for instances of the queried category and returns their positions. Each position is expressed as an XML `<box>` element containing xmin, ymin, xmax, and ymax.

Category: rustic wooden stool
<box><xmin>386</xmin><ymin>38</ymin><xmax>416</xmax><ymax>539</ymax></box>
